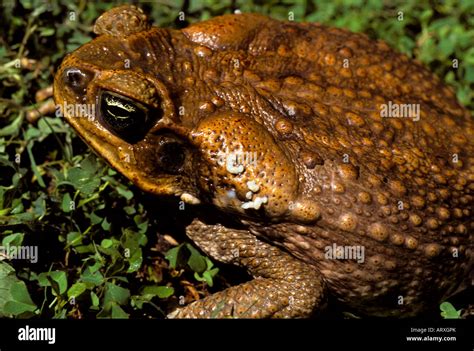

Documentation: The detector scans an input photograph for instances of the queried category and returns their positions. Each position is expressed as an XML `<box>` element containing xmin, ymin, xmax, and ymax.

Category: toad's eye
<box><xmin>99</xmin><ymin>91</ymin><xmax>150</xmax><ymax>142</ymax></box>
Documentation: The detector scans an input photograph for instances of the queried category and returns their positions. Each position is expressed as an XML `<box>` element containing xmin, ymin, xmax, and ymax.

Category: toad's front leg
<box><xmin>168</xmin><ymin>218</ymin><xmax>326</xmax><ymax>318</ymax></box>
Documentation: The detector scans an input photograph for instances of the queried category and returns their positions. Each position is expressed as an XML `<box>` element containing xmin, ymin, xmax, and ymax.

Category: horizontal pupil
<box><xmin>106</xmin><ymin>105</ymin><xmax>131</xmax><ymax>119</ymax></box>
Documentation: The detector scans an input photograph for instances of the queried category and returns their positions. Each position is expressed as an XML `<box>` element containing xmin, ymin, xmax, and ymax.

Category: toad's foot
<box><xmin>168</xmin><ymin>218</ymin><xmax>325</xmax><ymax>318</ymax></box>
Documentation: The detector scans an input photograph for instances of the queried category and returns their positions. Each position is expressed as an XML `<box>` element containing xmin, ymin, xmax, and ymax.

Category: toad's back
<box><xmin>178</xmin><ymin>15</ymin><xmax>473</xmax><ymax>316</ymax></box>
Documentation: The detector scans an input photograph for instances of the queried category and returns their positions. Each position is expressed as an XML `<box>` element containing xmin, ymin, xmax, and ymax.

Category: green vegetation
<box><xmin>0</xmin><ymin>0</ymin><xmax>472</xmax><ymax>318</ymax></box>
<box><xmin>440</xmin><ymin>301</ymin><xmax>462</xmax><ymax>319</ymax></box>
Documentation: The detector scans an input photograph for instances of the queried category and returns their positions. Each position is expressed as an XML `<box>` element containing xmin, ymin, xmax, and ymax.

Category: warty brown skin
<box><xmin>54</xmin><ymin>5</ymin><xmax>473</xmax><ymax>318</ymax></box>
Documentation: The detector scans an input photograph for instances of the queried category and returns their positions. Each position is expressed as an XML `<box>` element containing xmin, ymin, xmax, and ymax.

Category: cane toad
<box><xmin>53</xmin><ymin>5</ymin><xmax>473</xmax><ymax>318</ymax></box>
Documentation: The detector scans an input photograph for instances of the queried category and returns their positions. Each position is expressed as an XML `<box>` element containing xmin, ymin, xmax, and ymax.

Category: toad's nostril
<box><xmin>63</xmin><ymin>67</ymin><xmax>93</xmax><ymax>94</ymax></box>
<box><xmin>65</xmin><ymin>68</ymin><xmax>85</xmax><ymax>86</ymax></box>
<box><xmin>157</xmin><ymin>141</ymin><xmax>185</xmax><ymax>174</ymax></box>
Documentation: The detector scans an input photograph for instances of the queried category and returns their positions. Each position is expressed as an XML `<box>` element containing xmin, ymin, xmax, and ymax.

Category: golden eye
<box><xmin>99</xmin><ymin>91</ymin><xmax>149</xmax><ymax>142</ymax></box>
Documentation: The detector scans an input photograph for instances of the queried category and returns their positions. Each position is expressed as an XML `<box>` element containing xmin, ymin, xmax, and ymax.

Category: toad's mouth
<box><xmin>68</xmin><ymin>114</ymin><xmax>198</xmax><ymax>198</ymax></box>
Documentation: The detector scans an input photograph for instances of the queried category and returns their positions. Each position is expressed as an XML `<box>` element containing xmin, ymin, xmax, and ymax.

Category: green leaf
<box><xmin>49</xmin><ymin>271</ymin><xmax>68</xmax><ymax>295</ymax></box>
<box><xmin>123</xmin><ymin>206</ymin><xmax>136</xmax><ymax>215</ymax></box>
<box><xmin>103</xmin><ymin>282</ymin><xmax>130</xmax><ymax>306</ymax></box>
<box><xmin>142</xmin><ymin>285</ymin><xmax>174</xmax><ymax>299</ymax></box>
<box><xmin>194</xmin><ymin>268</ymin><xmax>219</xmax><ymax>288</ymax></box>
<box><xmin>27</xmin><ymin>144</ymin><xmax>46</xmax><ymax>188</ymax></box>
<box><xmin>136</xmin><ymin>218</ymin><xmax>148</xmax><ymax>234</ymax></box>
<box><xmin>90</xmin><ymin>291</ymin><xmax>100</xmax><ymax>309</ymax></box>
<box><xmin>61</xmin><ymin>192</ymin><xmax>73</xmax><ymax>212</ymax></box>
<box><xmin>186</xmin><ymin>243</ymin><xmax>207</xmax><ymax>273</ymax></box>
<box><xmin>37</xmin><ymin>272</ymin><xmax>51</xmax><ymax>287</ymax></box>
<box><xmin>37</xmin><ymin>117</ymin><xmax>63</xmax><ymax>137</ymax></box>
<box><xmin>3</xmin><ymin>299</ymin><xmax>36</xmax><ymax>315</ymax></box>
<box><xmin>32</xmin><ymin>194</ymin><xmax>46</xmax><ymax>218</ymax></box>
<box><xmin>0</xmin><ymin>115</ymin><xmax>23</xmax><ymax>137</ymax></box>
<box><xmin>88</xmin><ymin>260</ymin><xmax>103</xmax><ymax>273</ymax></box>
<box><xmin>203</xmin><ymin>268</ymin><xmax>219</xmax><ymax>287</ymax></box>
<box><xmin>0</xmin><ymin>262</ymin><xmax>37</xmax><ymax>317</ymax></box>
<box><xmin>5</xmin><ymin>281</ymin><xmax>37</xmax><ymax>315</ymax></box>
<box><xmin>101</xmin><ymin>217</ymin><xmax>111</xmax><ymax>231</ymax></box>
<box><xmin>111</xmin><ymin>303</ymin><xmax>129</xmax><ymax>318</ymax></box>
<box><xmin>193</xmin><ymin>257</ymin><xmax>219</xmax><ymax>287</ymax></box>
<box><xmin>438</xmin><ymin>37</ymin><xmax>455</xmax><ymax>57</ymax></box>
<box><xmin>464</xmin><ymin>65</ymin><xmax>474</xmax><ymax>83</ymax></box>
<box><xmin>67</xmin><ymin>282</ymin><xmax>87</xmax><ymax>299</ymax></box>
<box><xmin>39</xmin><ymin>27</ymin><xmax>55</xmax><ymax>37</ymax></box>
<box><xmin>121</xmin><ymin>229</ymin><xmax>146</xmax><ymax>272</ymax></box>
<box><xmin>89</xmin><ymin>212</ymin><xmax>103</xmax><ymax>225</ymax></box>
<box><xmin>126</xmin><ymin>248</ymin><xmax>143</xmax><ymax>273</ymax></box>
<box><xmin>66</xmin><ymin>231</ymin><xmax>82</xmax><ymax>247</ymax></box>
<box><xmin>130</xmin><ymin>296</ymin><xmax>145</xmax><ymax>309</ymax></box>
<box><xmin>24</xmin><ymin>126</ymin><xmax>41</xmax><ymax>140</ymax></box>
<box><xmin>116</xmin><ymin>186</ymin><xmax>133</xmax><ymax>200</ymax></box>
<box><xmin>165</xmin><ymin>244</ymin><xmax>183</xmax><ymax>269</ymax></box>
<box><xmin>101</xmin><ymin>239</ymin><xmax>113</xmax><ymax>249</ymax></box>
<box><xmin>10</xmin><ymin>197</ymin><xmax>24</xmax><ymax>215</ymax></box>
<box><xmin>440</xmin><ymin>301</ymin><xmax>461</xmax><ymax>319</ymax></box>
<box><xmin>67</xmin><ymin>166</ymin><xmax>100</xmax><ymax>196</ymax></box>
<box><xmin>2</xmin><ymin>233</ymin><xmax>24</xmax><ymax>247</ymax></box>
<box><xmin>81</xmin><ymin>266</ymin><xmax>104</xmax><ymax>286</ymax></box>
